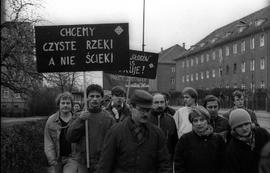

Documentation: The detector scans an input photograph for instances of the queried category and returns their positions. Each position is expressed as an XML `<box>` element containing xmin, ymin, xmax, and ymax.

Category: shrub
<box><xmin>1</xmin><ymin>119</ymin><xmax>48</xmax><ymax>173</ymax></box>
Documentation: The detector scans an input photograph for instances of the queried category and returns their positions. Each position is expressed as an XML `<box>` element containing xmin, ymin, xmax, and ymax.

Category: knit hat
<box><xmin>182</xmin><ymin>87</ymin><xmax>198</xmax><ymax>102</ymax></box>
<box><xmin>189</xmin><ymin>105</ymin><xmax>210</xmax><ymax>123</ymax></box>
<box><xmin>130</xmin><ymin>89</ymin><xmax>153</xmax><ymax>108</ymax></box>
<box><xmin>229</xmin><ymin>108</ymin><xmax>251</xmax><ymax>129</ymax></box>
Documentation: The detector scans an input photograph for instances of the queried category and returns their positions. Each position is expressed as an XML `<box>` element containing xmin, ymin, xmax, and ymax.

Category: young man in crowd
<box><xmin>66</xmin><ymin>84</ymin><xmax>115</xmax><ymax>172</ymax></box>
<box><xmin>44</xmin><ymin>92</ymin><xmax>82</xmax><ymax>173</ymax></box>
<box><xmin>203</xmin><ymin>95</ymin><xmax>230</xmax><ymax>142</ymax></box>
<box><xmin>162</xmin><ymin>92</ymin><xmax>176</xmax><ymax>116</ymax></box>
<box><xmin>223</xmin><ymin>90</ymin><xmax>259</xmax><ymax>127</ymax></box>
<box><xmin>98</xmin><ymin>89</ymin><xmax>171</xmax><ymax>173</ymax></box>
<box><xmin>223</xmin><ymin>108</ymin><xmax>270</xmax><ymax>173</ymax></box>
<box><xmin>106</xmin><ymin>85</ymin><xmax>131</xmax><ymax>122</ymax></box>
<box><xmin>149</xmin><ymin>93</ymin><xmax>178</xmax><ymax>164</ymax></box>
<box><xmin>174</xmin><ymin>87</ymin><xmax>198</xmax><ymax>138</ymax></box>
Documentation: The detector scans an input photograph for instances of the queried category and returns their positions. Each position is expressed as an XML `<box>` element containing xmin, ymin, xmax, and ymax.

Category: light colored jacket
<box><xmin>173</xmin><ymin>106</ymin><xmax>192</xmax><ymax>139</ymax></box>
<box><xmin>44</xmin><ymin>112</ymin><xmax>79</xmax><ymax>166</ymax></box>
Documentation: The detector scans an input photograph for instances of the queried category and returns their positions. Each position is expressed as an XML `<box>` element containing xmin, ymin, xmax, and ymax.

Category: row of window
<box><xmin>2</xmin><ymin>89</ymin><xmax>21</xmax><ymax>99</ymax></box>
<box><xmin>225</xmin><ymin>81</ymin><xmax>265</xmax><ymax>89</ymax></box>
<box><xmin>182</xmin><ymin>34</ymin><xmax>265</xmax><ymax>68</ymax></box>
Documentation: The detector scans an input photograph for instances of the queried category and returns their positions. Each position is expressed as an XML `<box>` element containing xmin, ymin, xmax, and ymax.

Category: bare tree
<box><xmin>1</xmin><ymin>0</ymin><xmax>44</xmax><ymax>94</ymax></box>
<box><xmin>44</xmin><ymin>72</ymin><xmax>81</xmax><ymax>93</ymax></box>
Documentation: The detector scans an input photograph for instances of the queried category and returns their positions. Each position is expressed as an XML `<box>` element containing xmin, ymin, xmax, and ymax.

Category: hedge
<box><xmin>1</xmin><ymin>119</ymin><xmax>48</xmax><ymax>173</ymax></box>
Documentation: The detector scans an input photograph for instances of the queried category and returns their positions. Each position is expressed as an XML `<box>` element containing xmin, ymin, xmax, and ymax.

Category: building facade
<box><xmin>149</xmin><ymin>44</ymin><xmax>186</xmax><ymax>92</ymax></box>
<box><xmin>175</xmin><ymin>6</ymin><xmax>270</xmax><ymax>93</ymax></box>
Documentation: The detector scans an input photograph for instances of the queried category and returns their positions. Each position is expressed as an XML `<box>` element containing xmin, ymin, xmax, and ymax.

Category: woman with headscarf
<box><xmin>174</xmin><ymin>106</ymin><xmax>226</xmax><ymax>173</ymax></box>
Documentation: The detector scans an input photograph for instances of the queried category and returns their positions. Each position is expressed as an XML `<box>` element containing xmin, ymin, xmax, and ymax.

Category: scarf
<box><xmin>193</xmin><ymin>124</ymin><xmax>214</xmax><ymax>137</ymax></box>
<box><xmin>231</xmin><ymin>130</ymin><xmax>255</xmax><ymax>150</ymax></box>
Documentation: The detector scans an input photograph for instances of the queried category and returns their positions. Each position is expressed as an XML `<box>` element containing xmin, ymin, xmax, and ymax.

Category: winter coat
<box><xmin>173</xmin><ymin>107</ymin><xmax>192</xmax><ymax>139</ymax></box>
<box><xmin>210</xmin><ymin>114</ymin><xmax>231</xmax><ymax>142</ymax></box>
<box><xmin>98</xmin><ymin>117</ymin><xmax>172</xmax><ymax>173</ymax></box>
<box><xmin>66</xmin><ymin>109</ymin><xmax>115</xmax><ymax>172</ymax></box>
<box><xmin>223</xmin><ymin>127</ymin><xmax>270</xmax><ymax>173</ymax></box>
<box><xmin>174</xmin><ymin>131</ymin><xmax>226</xmax><ymax>173</ymax></box>
<box><xmin>149</xmin><ymin>111</ymin><xmax>178</xmax><ymax>160</ymax></box>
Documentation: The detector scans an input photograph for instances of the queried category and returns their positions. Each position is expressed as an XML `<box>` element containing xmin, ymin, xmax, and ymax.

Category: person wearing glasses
<box><xmin>203</xmin><ymin>95</ymin><xmax>230</xmax><ymax>142</ymax></box>
<box><xmin>98</xmin><ymin>89</ymin><xmax>171</xmax><ymax>173</ymax></box>
<box><xmin>149</xmin><ymin>93</ymin><xmax>178</xmax><ymax>166</ymax></box>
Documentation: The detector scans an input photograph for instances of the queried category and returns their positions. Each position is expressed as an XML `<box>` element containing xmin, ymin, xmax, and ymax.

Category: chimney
<box><xmin>182</xmin><ymin>42</ymin><xmax>186</xmax><ymax>49</ymax></box>
<box><xmin>161</xmin><ymin>47</ymin><xmax>163</xmax><ymax>52</ymax></box>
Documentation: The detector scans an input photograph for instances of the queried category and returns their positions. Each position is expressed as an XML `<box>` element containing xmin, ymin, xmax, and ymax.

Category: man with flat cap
<box><xmin>98</xmin><ymin>89</ymin><xmax>172</xmax><ymax>173</ymax></box>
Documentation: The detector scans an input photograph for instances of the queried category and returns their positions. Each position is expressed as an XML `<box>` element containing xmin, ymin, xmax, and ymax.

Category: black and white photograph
<box><xmin>1</xmin><ymin>0</ymin><xmax>270</xmax><ymax>172</ymax></box>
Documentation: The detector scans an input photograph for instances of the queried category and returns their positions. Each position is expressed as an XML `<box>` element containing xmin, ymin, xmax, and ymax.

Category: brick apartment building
<box><xmin>149</xmin><ymin>44</ymin><xmax>186</xmax><ymax>92</ymax></box>
<box><xmin>174</xmin><ymin>6</ymin><xmax>270</xmax><ymax>93</ymax></box>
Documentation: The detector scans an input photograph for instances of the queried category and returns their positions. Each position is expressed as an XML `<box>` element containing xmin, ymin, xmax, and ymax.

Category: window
<box><xmin>171</xmin><ymin>67</ymin><xmax>175</xmax><ymax>73</ymax></box>
<box><xmin>190</xmin><ymin>59</ymin><xmax>194</xmax><ymax>67</ymax></box>
<box><xmin>3</xmin><ymin>89</ymin><xmax>9</xmax><ymax>98</ymax></box>
<box><xmin>201</xmin><ymin>55</ymin><xmax>204</xmax><ymax>63</ymax></box>
<box><xmin>171</xmin><ymin>78</ymin><xmax>175</xmax><ymax>85</ymax></box>
<box><xmin>201</xmin><ymin>72</ymin><xmax>204</xmax><ymax>80</ymax></box>
<box><xmin>250</xmin><ymin>37</ymin><xmax>255</xmax><ymax>49</ymax></box>
<box><xmin>206</xmin><ymin>54</ymin><xmax>209</xmax><ymax>62</ymax></box>
<box><xmin>241</xmin><ymin>84</ymin><xmax>246</xmax><ymax>89</ymax></box>
<box><xmin>225</xmin><ymin>46</ymin><xmax>230</xmax><ymax>56</ymax></box>
<box><xmin>182</xmin><ymin>61</ymin><xmax>185</xmax><ymax>68</ymax></box>
<box><xmin>195</xmin><ymin>57</ymin><xmax>199</xmax><ymax>65</ymax></box>
<box><xmin>233</xmin><ymin>84</ymin><xmax>238</xmax><ymax>88</ymax></box>
<box><xmin>260</xmin><ymin>57</ymin><xmax>265</xmax><ymax>70</ymax></box>
<box><xmin>190</xmin><ymin>74</ymin><xmax>193</xmax><ymax>81</ymax></box>
<box><xmin>212</xmin><ymin>69</ymin><xmax>215</xmax><ymax>78</ymax></box>
<box><xmin>219</xmin><ymin>67</ymin><xmax>223</xmax><ymax>77</ymax></box>
<box><xmin>182</xmin><ymin>76</ymin><xmax>185</xmax><ymax>83</ymax></box>
<box><xmin>212</xmin><ymin>51</ymin><xmax>216</xmax><ymax>60</ymax></box>
<box><xmin>250</xmin><ymin>82</ymin><xmax>255</xmax><ymax>90</ymax></box>
<box><xmin>226</xmin><ymin>65</ymin><xmax>230</xmax><ymax>74</ymax></box>
<box><xmin>186</xmin><ymin>74</ymin><xmax>189</xmax><ymax>82</ymax></box>
<box><xmin>250</xmin><ymin>59</ymin><xmax>255</xmax><ymax>71</ymax></box>
<box><xmin>14</xmin><ymin>105</ymin><xmax>19</xmax><ymax>108</ymax></box>
<box><xmin>196</xmin><ymin>73</ymin><xmax>198</xmax><ymax>80</ymax></box>
<box><xmin>233</xmin><ymin>63</ymin><xmax>237</xmax><ymax>74</ymax></box>
<box><xmin>233</xmin><ymin>44</ymin><xmax>237</xmax><ymax>54</ymax></box>
<box><xmin>206</xmin><ymin>71</ymin><xmax>210</xmax><ymax>79</ymax></box>
<box><xmin>15</xmin><ymin>93</ymin><xmax>21</xmax><ymax>98</ymax></box>
<box><xmin>260</xmin><ymin>35</ymin><xmax>264</xmax><ymax>47</ymax></box>
<box><xmin>186</xmin><ymin>60</ymin><xmax>189</xmax><ymax>68</ymax></box>
<box><xmin>226</xmin><ymin>84</ymin><xmax>230</xmax><ymax>89</ymax></box>
<box><xmin>241</xmin><ymin>41</ymin><xmax>245</xmax><ymax>52</ymax></box>
<box><xmin>241</xmin><ymin>62</ymin><xmax>246</xmax><ymax>72</ymax></box>
<box><xmin>260</xmin><ymin>81</ymin><xmax>265</xmax><ymax>88</ymax></box>
<box><xmin>219</xmin><ymin>49</ymin><xmax>223</xmax><ymax>63</ymax></box>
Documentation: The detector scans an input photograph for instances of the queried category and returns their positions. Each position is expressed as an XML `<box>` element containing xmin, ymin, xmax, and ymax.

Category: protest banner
<box><xmin>35</xmin><ymin>23</ymin><xmax>129</xmax><ymax>72</ymax></box>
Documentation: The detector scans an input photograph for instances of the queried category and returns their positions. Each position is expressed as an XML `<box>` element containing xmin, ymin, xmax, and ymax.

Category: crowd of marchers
<box><xmin>44</xmin><ymin>84</ymin><xmax>270</xmax><ymax>173</ymax></box>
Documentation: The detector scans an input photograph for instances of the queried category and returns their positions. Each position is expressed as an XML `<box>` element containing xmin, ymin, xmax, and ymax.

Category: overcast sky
<box><xmin>39</xmin><ymin>0</ymin><xmax>269</xmax><ymax>85</ymax></box>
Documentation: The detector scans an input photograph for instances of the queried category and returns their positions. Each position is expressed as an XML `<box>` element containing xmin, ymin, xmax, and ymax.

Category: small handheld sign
<box><xmin>106</xmin><ymin>50</ymin><xmax>159</xmax><ymax>79</ymax></box>
<box><xmin>35</xmin><ymin>23</ymin><xmax>129</xmax><ymax>72</ymax></box>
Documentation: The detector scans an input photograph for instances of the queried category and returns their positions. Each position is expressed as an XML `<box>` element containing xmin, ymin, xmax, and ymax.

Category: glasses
<box><xmin>137</xmin><ymin>106</ymin><xmax>151</xmax><ymax>114</ymax></box>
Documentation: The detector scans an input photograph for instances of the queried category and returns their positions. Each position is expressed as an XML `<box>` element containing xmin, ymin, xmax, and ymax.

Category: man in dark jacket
<box><xmin>106</xmin><ymin>85</ymin><xmax>131</xmax><ymax>122</ymax></box>
<box><xmin>98</xmin><ymin>89</ymin><xmax>172</xmax><ymax>173</ymax></box>
<box><xmin>223</xmin><ymin>90</ymin><xmax>259</xmax><ymax>127</ymax></box>
<box><xmin>162</xmin><ymin>92</ymin><xmax>176</xmax><ymax>116</ymax></box>
<box><xmin>66</xmin><ymin>84</ymin><xmax>115</xmax><ymax>172</ymax></box>
<box><xmin>223</xmin><ymin>109</ymin><xmax>270</xmax><ymax>173</ymax></box>
<box><xmin>149</xmin><ymin>93</ymin><xmax>178</xmax><ymax>163</ymax></box>
<box><xmin>203</xmin><ymin>95</ymin><xmax>230</xmax><ymax>142</ymax></box>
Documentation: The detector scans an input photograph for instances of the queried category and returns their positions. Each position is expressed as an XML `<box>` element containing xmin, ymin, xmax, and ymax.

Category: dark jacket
<box><xmin>174</xmin><ymin>131</ymin><xmax>226</xmax><ymax>173</ymax></box>
<box><xmin>66</xmin><ymin>109</ymin><xmax>115</xmax><ymax>172</ymax></box>
<box><xmin>164</xmin><ymin>106</ymin><xmax>176</xmax><ymax>116</ymax></box>
<box><xmin>149</xmin><ymin>111</ymin><xmax>178</xmax><ymax>160</ymax></box>
<box><xmin>210</xmin><ymin>115</ymin><xmax>231</xmax><ymax>142</ymax></box>
<box><xmin>223</xmin><ymin>108</ymin><xmax>259</xmax><ymax>127</ymax></box>
<box><xmin>106</xmin><ymin>102</ymin><xmax>131</xmax><ymax>122</ymax></box>
<box><xmin>223</xmin><ymin>127</ymin><xmax>270</xmax><ymax>173</ymax></box>
<box><xmin>98</xmin><ymin>117</ymin><xmax>172</xmax><ymax>173</ymax></box>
